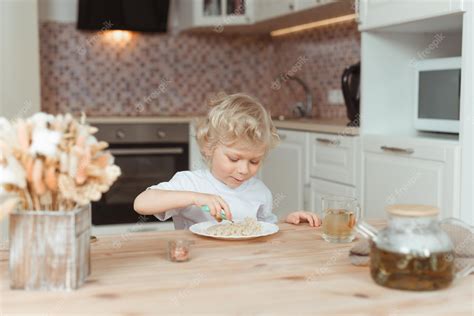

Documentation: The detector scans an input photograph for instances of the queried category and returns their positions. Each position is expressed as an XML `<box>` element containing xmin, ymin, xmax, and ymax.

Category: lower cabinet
<box><xmin>189</xmin><ymin>120</ymin><xmax>207</xmax><ymax>171</ymax></box>
<box><xmin>260</xmin><ymin>129</ymin><xmax>307</xmax><ymax>218</ymax></box>
<box><xmin>362</xmin><ymin>136</ymin><xmax>461</xmax><ymax>220</ymax></box>
<box><xmin>308</xmin><ymin>178</ymin><xmax>356</xmax><ymax>216</ymax></box>
<box><xmin>191</xmin><ymin>125</ymin><xmax>308</xmax><ymax>219</ymax></box>
<box><xmin>188</xmin><ymin>124</ymin><xmax>464</xmax><ymax>222</ymax></box>
<box><xmin>261</xmin><ymin>129</ymin><xmax>360</xmax><ymax>219</ymax></box>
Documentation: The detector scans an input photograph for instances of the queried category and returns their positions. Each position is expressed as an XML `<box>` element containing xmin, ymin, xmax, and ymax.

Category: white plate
<box><xmin>189</xmin><ymin>221</ymin><xmax>279</xmax><ymax>240</ymax></box>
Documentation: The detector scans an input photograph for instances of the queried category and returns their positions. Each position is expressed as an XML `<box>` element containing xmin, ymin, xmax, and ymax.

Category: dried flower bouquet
<box><xmin>0</xmin><ymin>113</ymin><xmax>121</xmax><ymax>217</ymax></box>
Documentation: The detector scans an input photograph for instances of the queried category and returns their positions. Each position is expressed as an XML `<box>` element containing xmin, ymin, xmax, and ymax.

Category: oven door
<box><xmin>92</xmin><ymin>144</ymin><xmax>188</xmax><ymax>225</ymax></box>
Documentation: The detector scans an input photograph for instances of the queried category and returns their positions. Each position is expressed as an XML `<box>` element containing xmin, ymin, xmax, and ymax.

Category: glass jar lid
<box><xmin>386</xmin><ymin>204</ymin><xmax>439</xmax><ymax>217</ymax></box>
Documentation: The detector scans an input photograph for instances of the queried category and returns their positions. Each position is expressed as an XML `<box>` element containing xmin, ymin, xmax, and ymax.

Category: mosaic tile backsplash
<box><xmin>40</xmin><ymin>21</ymin><xmax>360</xmax><ymax>118</ymax></box>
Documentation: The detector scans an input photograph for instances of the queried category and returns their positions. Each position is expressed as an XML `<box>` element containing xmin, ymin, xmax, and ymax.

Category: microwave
<box><xmin>414</xmin><ymin>57</ymin><xmax>461</xmax><ymax>134</ymax></box>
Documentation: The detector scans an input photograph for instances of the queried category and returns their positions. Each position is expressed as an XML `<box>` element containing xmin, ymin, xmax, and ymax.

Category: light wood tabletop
<box><xmin>1</xmin><ymin>222</ymin><xmax>472</xmax><ymax>315</ymax></box>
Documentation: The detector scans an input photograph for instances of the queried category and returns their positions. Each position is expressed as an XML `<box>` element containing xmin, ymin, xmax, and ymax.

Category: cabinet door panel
<box><xmin>254</xmin><ymin>0</ymin><xmax>295</xmax><ymax>22</ymax></box>
<box><xmin>359</xmin><ymin>0</ymin><xmax>464</xmax><ymax>30</ymax></box>
<box><xmin>261</xmin><ymin>130</ymin><xmax>307</xmax><ymax>218</ymax></box>
<box><xmin>189</xmin><ymin>122</ymin><xmax>206</xmax><ymax>171</ymax></box>
<box><xmin>309</xmin><ymin>133</ymin><xmax>357</xmax><ymax>185</ymax></box>
<box><xmin>363</xmin><ymin>152</ymin><xmax>446</xmax><ymax>219</ymax></box>
<box><xmin>296</xmin><ymin>0</ymin><xmax>330</xmax><ymax>11</ymax></box>
<box><xmin>309</xmin><ymin>178</ymin><xmax>356</xmax><ymax>216</ymax></box>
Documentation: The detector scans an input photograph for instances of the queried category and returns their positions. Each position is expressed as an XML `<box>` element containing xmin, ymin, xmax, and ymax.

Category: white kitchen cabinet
<box><xmin>190</xmin><ymin>125</ymin><xmax>308</xmax><ymax>219</ymax></box>
<box><xmin>309</xmin><ymin>132</ymin><xmax>358</xmax><ymax>186</ymax></box>
<box><xmin>253</xmin><ymin>0</ymin><xmax>295</xmax><ymax>22</ymax></box>
<box><xmin>261</xmin><ymin>129</ymin><xmax>360</xmax><ymax>219</ymax></box>
<box><xmin>306</xmin><ymin>132</ymin><xmax>359</xmax><ymax>215</ymax></box>
<box><xmin>362</xmin><ymin>136</ymin><xmax>460</xmax><ymax>220</ymax></box>
<box><xmin>254</xmin><ymin>0</ymin><xmax>333</xmax><ymax>22</ymax></box>
<box><xmin>357</xmin><ymin>0</ymin><xmax>472</xmax><ymax>224</ymax></box>
<box><xmin>308</xmin><ymin>178</ymin><xmax>356</xmax><ymax>217</ymax></box>
<box><xmin>260</xmin><ymin>129</ymin><xmax>308</xmax><ymax>218</ymax></box>
<box><xmin>358</xmin><ymin>0</ymin><xmax>465</xmax><ymax>31</ymax></box>
<box><xmin>189</xmin><ymin>120</ymin><xmax>206</xmax><ymax>171</ymax></box>
<box><xmin>176</xmin><ymin>0</ymin><xmax>254</xmax><ymax>30</ymax></box>
<box><xmin>296</xmin><ymin>0</ymin><xmax>332</xmax><ymax>11</ymax></box>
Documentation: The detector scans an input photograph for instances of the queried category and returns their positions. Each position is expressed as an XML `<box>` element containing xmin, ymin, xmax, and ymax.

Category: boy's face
<box><xmin>209</xmin><ymin>143</ymin><xmax>265</xmax><ymax>189</ymax></box>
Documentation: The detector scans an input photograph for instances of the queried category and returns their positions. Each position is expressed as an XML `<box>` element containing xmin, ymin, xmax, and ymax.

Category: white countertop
<box><xmin>86</xmin><ymin>116</ymin><xmax>359</xmax><ymax>135</ymax></box>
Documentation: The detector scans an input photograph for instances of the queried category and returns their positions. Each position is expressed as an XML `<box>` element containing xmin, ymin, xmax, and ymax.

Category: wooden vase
<box><xmin>9</xmin><ymin>204</ymin><xmax>91</xmax><ymax>290</ymax></box>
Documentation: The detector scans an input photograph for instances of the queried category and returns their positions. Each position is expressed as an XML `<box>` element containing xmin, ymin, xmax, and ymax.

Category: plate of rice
<box><xmin>189</xmin><ymin>218</ymin><xmax>279</xmax><ymax>240</ymax></box>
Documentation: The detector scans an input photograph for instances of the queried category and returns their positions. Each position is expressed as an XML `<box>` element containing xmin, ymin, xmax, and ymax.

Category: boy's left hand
<box><xmin>285</xmin><ymin>211</ymin><xmax>321</xmax><ymax>227</ymax></box>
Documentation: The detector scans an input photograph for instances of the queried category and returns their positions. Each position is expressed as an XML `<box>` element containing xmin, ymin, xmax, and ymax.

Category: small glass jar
<box><xmin>168</xmin><ymin>240</ymin><xmax>192</xmax><ymax>262</ymax></box>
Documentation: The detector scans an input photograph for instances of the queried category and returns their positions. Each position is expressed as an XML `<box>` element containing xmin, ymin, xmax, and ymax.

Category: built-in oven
<box><xmin>90</xmin><ymin>122</ymin><xmax>189</xmax><ymax>230</ymax></box>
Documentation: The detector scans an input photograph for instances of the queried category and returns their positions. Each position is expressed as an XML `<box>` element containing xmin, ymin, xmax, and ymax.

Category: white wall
<box><xmin>0</xmin><ymin>0</ymin><xmax>41</xmax><ymax>121</ymax></box>
<box><xmin>0</xmin><ymin>0</ymin><xmax>42</xmax><ymax>244</ymax></box>
<box><xmin>459</xmin><ymin>0</ymin><xmax>473</xmax><ymax>225</ymax></box>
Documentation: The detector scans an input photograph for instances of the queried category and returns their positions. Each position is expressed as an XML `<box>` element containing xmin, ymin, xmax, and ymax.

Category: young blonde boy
<box><xmin>134</xmin><ymin>93</ymin><xmax>321</xmax><ymax>229</ymax></box>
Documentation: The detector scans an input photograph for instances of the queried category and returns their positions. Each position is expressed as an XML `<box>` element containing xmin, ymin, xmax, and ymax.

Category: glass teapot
<box><xmin>356</xmin><ymin>204</ymin><xmax>473</xmax><ymax>291</ymax></box>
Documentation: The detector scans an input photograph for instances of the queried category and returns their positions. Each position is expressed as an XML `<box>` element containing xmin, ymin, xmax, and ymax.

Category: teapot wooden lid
<box><xmin>386</xmin><ymin>204</ymin><xmax>439</xmax><ymax>217</ymax></box>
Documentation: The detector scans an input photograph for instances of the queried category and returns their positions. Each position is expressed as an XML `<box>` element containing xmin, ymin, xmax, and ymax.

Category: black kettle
<box><xmin>341</xmin><ymin>62</ymin><xmax>360</xmax><ymax>127</ymax></box>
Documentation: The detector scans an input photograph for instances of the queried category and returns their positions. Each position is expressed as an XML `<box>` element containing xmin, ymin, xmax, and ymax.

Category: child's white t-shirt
<box><xmin>147</xmin><ymin>169</ymin><xmax>277</xmax><ymax>229</ymax></box>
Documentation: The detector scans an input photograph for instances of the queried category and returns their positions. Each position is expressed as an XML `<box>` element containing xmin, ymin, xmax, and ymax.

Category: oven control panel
<box><xmin>92</xmin><ymin>123</ymin><xmax>189</xmax><ymax>144</ymax></box>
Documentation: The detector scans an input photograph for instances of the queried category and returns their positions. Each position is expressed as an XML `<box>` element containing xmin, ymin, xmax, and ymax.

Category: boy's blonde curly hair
<box><xmin>196</xmin><ymin>93</ymin><xmax>279</xmax><ymax>162</ymax></box>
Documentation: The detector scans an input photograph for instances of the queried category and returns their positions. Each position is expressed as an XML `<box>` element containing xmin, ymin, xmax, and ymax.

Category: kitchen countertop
<box><xmin>86</xmin><ymin>116</ymin><xmax>359</xmax><ymax>135</ymax></box>
<box><xmin>273</xmin><ymin>117</ymin><xmax>359</xmax><ymax>135</ymax></box>
<box><xmin>1</xmin><ymin>222</ymin><xmax>471</xmax><ymax>315</ymax></box>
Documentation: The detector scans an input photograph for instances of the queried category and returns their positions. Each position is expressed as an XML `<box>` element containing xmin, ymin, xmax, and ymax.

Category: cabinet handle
<box><xmin>380</xmin><ymin>146</ymin><xmax>414</xmax><ymax>154</ymax></box>
<box><xmin>278</xmin><ymin>133</ymin><xmax>287</xmax><ymax>140</ymax></box>
<box><xmin>316</xmin><ymin>137</ymin><xmax>340</xmax><ymax>146</ymax></box>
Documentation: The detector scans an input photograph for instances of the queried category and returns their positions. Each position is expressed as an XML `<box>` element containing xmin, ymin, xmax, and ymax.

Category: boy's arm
<box><xmin>133</xmin><ymin>189</ymin><xmax>196</xmax><ymax>215</ymax></box>
<box><xmin>133</xmin><ymin>189</ymin><xmax>232</xmax><ymax>220</ymax></box>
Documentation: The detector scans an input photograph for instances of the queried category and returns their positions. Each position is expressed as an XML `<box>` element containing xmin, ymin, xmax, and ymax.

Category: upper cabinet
<box><xmin>253</xmin><ymin>0</ymin><xmax>333</xmax><ymax>22</ymax></box>
<box><xmin>296</xmin><ymin>0</ymin><xmax>333</xmax><ymax>11</ymax></box>
<box><xmin>174</xmin><ymin>0</ymin><xmax>354</xmax><ymax>33</ymax></box>
<box><xmin>253</xmin><ymin>0</ymin><xmax>295</xmax><ymax>22</ymax></box>
<box><xmin>357</xmin><ymin>0</ymin><xmax>465</xmax><ymax>31</ymax></box>
<box><xmin>362</xmin><ymin>135</ymin><xmax>461</xmax><ymax>220</ymax></box>
<box><xmin>357</xmin><ymin>0</ymin><xmax>473</xmax><ymax>224</ymax></box>
<box><xmin>175</xmin><ymin>0</ymin><xmax>254</xmax><ymax>30</ymax></box>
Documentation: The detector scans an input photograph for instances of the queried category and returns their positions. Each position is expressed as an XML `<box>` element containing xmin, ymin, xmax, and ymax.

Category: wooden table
<box><xmin>1</xmin><ymin>223</ymin><xmax>473</xmax><ymax>315</ymax></box>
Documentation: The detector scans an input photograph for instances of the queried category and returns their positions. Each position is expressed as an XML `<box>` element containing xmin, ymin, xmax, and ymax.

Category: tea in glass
<box><xmin>322</xmin><ymin>196</ymin><xmax>359</xmax><ymax>243</ymax></box>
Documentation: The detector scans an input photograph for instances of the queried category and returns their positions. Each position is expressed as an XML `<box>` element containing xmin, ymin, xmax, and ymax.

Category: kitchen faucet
<box><xmin>286</xmin><ymin>75</ymin><xmax>313</xmax><ymax>118</ymax></box>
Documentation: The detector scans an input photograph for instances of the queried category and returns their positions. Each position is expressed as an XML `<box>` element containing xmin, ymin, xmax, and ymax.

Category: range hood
<box><xmin>77</xmin><ymin>0</ymin><xmax>170</xmax><ymax>33</ymax></box>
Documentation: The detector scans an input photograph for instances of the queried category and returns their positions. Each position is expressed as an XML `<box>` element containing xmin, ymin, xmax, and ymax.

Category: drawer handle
<box><xmin>316</xmin><ymin>137</ymin><xmax>340</xmax><ymax>146</ymax></box>
<box><xmin>380</xmin><ymin>146</ymin><xmax>414</xmax><ymax>154</ymax></box>
<box><xmin>278</xmin><ymin>133</ymin><xmax>287</xmax><ymax>140</ymax></box>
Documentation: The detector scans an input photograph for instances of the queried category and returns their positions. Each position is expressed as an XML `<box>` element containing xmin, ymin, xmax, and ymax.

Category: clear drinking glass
<box><xmin>321</xmin><ymin>196</ymin><xmax>360</xmax><ymax>243</ymax></box>
<box><xmin>168</xmin><ymin>240</ymin><xmax>193</xmax><ymax>262</ymax></box>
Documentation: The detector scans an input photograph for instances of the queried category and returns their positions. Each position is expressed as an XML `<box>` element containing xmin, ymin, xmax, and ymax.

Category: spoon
<box><xmin>200</xmin><ymin>205</ymin><xmax>234</xmax><ymax>223</ymax></box>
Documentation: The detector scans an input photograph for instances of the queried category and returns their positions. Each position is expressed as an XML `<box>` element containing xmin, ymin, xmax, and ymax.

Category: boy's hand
<box><xmin>285</xmin><ymin>211</ymin><xmax>321</xmax><ymax>227</ymax></box>
<box><xmin>192</xmin><ymin>192</ymin><xmax>232</xmax><ymax>221</ymax></box>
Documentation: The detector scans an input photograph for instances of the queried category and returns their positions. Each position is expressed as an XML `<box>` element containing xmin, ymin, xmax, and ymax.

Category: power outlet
<box><xmin>328</xmin><ymin>89</ymin><xmax>344</xmax><ymax>105</ymax></box>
